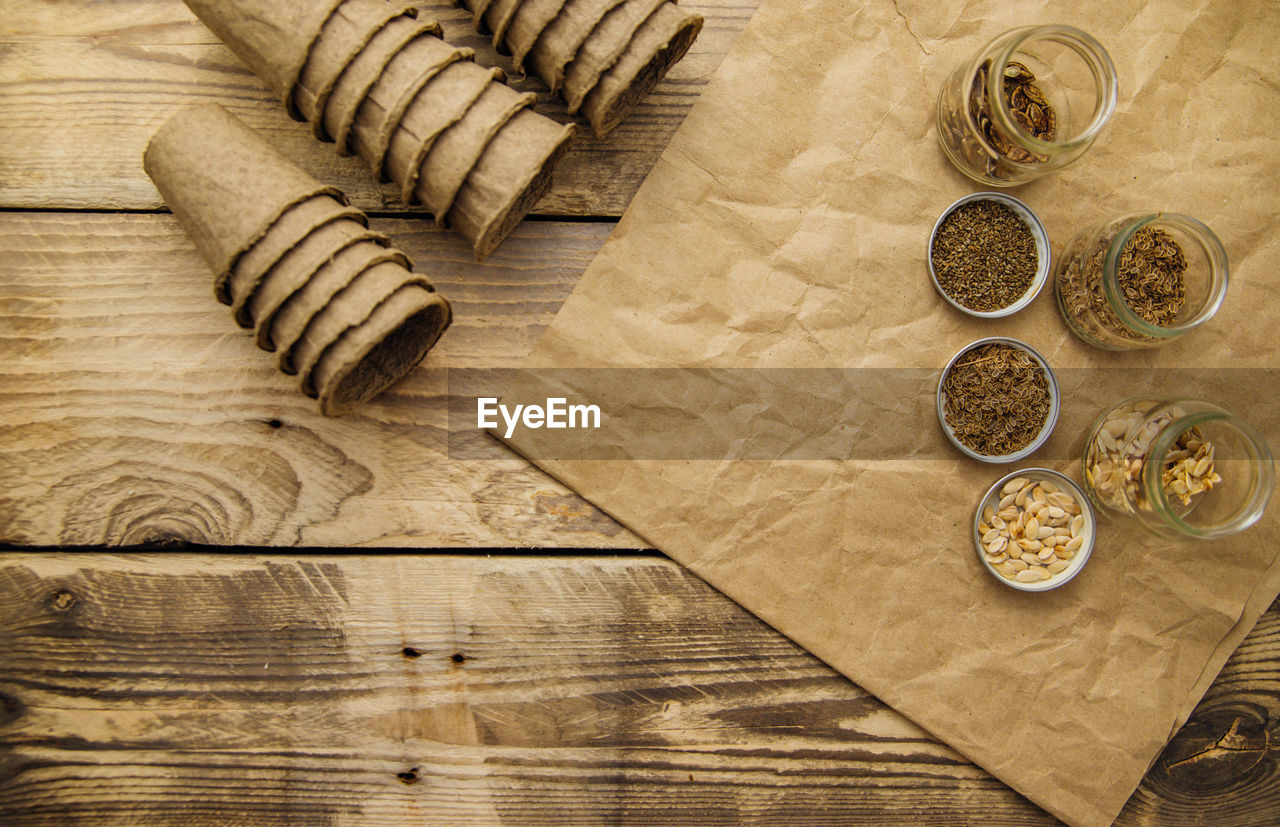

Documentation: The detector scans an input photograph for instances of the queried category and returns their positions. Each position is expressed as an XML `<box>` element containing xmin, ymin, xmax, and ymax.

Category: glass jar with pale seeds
<box><xmin>1082</xmin><ymin>398</ymin><xmax>1274</xmax><ymax>540</ymax></box>
<box><xmin>1053</xmin><ymin>212</ymin><xmax>1229</xmax><ymax>350</ymax></box>
<box><xmin>936</xmin><ymin>25</ymin><xmax>1118</xmax><ymax>186</ymax></box>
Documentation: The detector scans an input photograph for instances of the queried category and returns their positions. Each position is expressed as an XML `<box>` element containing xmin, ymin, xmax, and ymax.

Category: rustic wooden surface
<box><xmin>2</xmin><ymin>0</ymin><xmax>1279</xmax><ymax>823</ymax></box>
<box><xmin>2</xmin><ymin>553</ymin><xmax>1279</xmax><ymax>825</ymax></box>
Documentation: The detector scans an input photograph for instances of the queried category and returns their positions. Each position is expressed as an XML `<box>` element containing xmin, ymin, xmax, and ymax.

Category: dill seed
<box><xmin>943</xmin><ymin>343</ymin><xmax>1050</xmax><ymax>456</ymax></box>
<box><xmin>1116</xmin><ymin>225</ymin><xmax>1186</xmax><ymax>326</ymax></box>
<box><xmin>932</xmin><ymin>200</ymin><xmax>1038</xmax><ymax>312</ymax></box>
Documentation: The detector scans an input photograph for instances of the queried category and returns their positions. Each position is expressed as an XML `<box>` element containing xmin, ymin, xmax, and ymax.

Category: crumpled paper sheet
<box><xmin>500</xmin><ymin>0</ymin><xmax>1280</xmax><ymax>823</ymax></box>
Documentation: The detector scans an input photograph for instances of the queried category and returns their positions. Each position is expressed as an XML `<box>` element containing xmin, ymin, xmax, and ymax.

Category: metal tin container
<box><xmin>928</xmin><ymin>191</ymin><xmax>1050</xmax><ymax>318</ymax></box>
<box><xmin>974</xmin><ymin>467</ymin><xmax>1096</xmax><ymax>591</ymax></box>
<box><xmin>938</xmin><ymin>336</ymin><xmax>1059</xmax><ymax>463</ymax></box>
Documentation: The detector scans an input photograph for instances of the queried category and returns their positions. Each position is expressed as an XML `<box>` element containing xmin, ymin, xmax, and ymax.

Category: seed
<box><xmin>1017</xmin><ymin>538</ymin><xmax>1042</xmax><ymax>552</ymax></box>
<box><xmin>1020</xmin><ymin>552</ymin><xmax>1040</xmax><ymax>566</ymax></box>
<box><xmin>1025</xmin><ymin>517</ymin><xmax>1039</xmax><ymax>537</ymax></box>
<box><xmin>1037</xmin><ymin>526</ymin><xmax>1055</xmax><ymax>540</ymax></box>
<box><xmin>1037</xmin><ymin>548</ymin><xmax>1056</xmax><ymax>562</ymax></box>
<box><xmin>983</xmin><ymin>528</ymin><xmax>1002</xmax><ymax>544</ymax></box>
<box><xmin>1016</xmin><ymin>569</ymin><xmax>1043</xmax><ymax>583</ymax></box>
<box><xmin>1000</xmin><ymin>492</ymin><xmax>1017</xmax><ymax>510</ymax></box>
<box><xmin>988</xmin><ymin>552</ymin><xmax>1008</xmax><ymax>564</ymax></box>
<box><xmin>1047</xmin><ymin>560</ymin><xmax>1068</xmax><ymax>574</ymax></box>
<box><xmin>1032</xmin><ymin>485</ymin><xmax>1047</xmax><ymax>504</ymax></box>
<box><xmin>986</xmin><ymin>537</ymin><xmax>1008</xmax><ymax>554</ymax></box>
<box><xmin>1009</xmin><ymin>558</ymin><xmax>1029</xmax><ymax>572</ymax></box>
<box><xmin>1003</xmin><ymin>477</ymin><xmax>1029</xmax><ymax>495</ymax></box>
<box><xmin>1047</xmin><ymin>506</ymin><xmax>1065</xmax><ymax>520</ymax></box>
<box><xmin>1070</xmin><ymin>515</ymin><xmax>1084</xmax><ymax>537</ymax></box>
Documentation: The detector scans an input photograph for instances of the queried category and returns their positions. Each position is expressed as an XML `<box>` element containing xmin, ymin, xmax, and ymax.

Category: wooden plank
<box><xmin>0</xmin><ymin>0</ymin><xmax>759</xmax><ymax>216</ymax></box>
<box><xmin>0</xmin><ymin>211</ymin><xmax>640</xmax><ymax>548</ymax></box>
<box><xmin>0</xmin><ymin>553</ymin><xmax>1276</xmax><ymax>824</ymax></box>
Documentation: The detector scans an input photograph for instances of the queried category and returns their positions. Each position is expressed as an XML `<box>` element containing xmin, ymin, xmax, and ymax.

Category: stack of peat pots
<box><xmin>465</xmin><ymin>0</ymin><xmax>704</xmax><ymax>137</ymax></box>
<box><xmin>185</xmin><ymin>0</ymin><xmax>575</xmax><ymax>258</ymax></box>
<box><xmin>145</xmin><ymin>104</ymin><xmax>452</xmax><ymax>416</ymax></box>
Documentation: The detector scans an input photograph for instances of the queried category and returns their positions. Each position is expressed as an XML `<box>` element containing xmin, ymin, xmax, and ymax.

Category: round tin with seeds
<box><xmin>937</xmin><ymin>336</ymin><xmax>1059</xmax><ymax>463</ymax></box>
<box><xmin>928</xmin><ymin>192</ymin><xmax>1050</xmax><ymax>318</ymax></box>
<box><xmin>974</xmin><ymin>468</ymin><xmax>1096</xmax><ymax>591</ymax></box>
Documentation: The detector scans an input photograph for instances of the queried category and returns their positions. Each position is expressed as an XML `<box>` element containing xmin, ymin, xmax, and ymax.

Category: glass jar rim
<box><xmin>1101</xmin><ymin>213</ymin><xmax>1230</xmax><ymax>338</ymax></box>
<box><xmin>985</xmin><ymin>25</ymin><xmax>1119</xmax><ymax>156</ymax></box>
<box><xmin>1138</xmin><ymin>401</ymin><xmax>1275</xmax><ymax>539</ymax></box>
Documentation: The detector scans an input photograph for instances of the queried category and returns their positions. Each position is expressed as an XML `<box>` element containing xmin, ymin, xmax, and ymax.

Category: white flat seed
<box><xmin>1065</xmin><ymin>536</ymin><xmax>1083</xmax><ymax>553</ymax></box>
<box><xmin>1032</xmin><ymin>485</ymin><xmax>1047</xmax><ymax>504</ymax></box>
<box><xmin>1000</xmin><ymin>492</ymin><xmax>1017</xmax><ymax>510</ymax></box>
<box><xmin>1015</xmin><ymin>569</ymin><xmax>1044</xmax><ymax>583</ymax></box>
<box><xmin>991</xmin><ymin>515</ymin><xmax>1006</xmax><ymax>530</ymax></box>
<box><xmin>987</xmin><ymin>552</ymin><xmax>1008</xmax><ymax>564</ymax></box>
<box><xmin>1017</xmin><ymin>538</ymin><xmax>1042</xmax><ymax>552</ymax></box>
<box><xmin>1025</xmin><ymin>517</ymin><xmax>1040</xmax><ymax>537</ymax></box>
<box><xmin>1037</xmin><ymin>548</ymin><xmax>1056</xmax><ymax>562</ymax></box>
<box><xmin>1047</xmin><ymin>560</ymin><xmax>1069</xmax><ymax>574</ymax></box>
<box><xmin>1040</xmin><ymin>479</ymin><xmax>1060</xmax><ymax>495</ymax></box>
<box><xmin>983</xmin><ymin>528</ymin><xmax>1002</xmax><ymax>544</ymax></box>
<box><xmin>1019</xmin><ymin>552</ymin><xmax>1040</xmax><ymax>566</ymax></box>
<box><xmin>1009</xmin><ymin>559</ymin><xmax>1028</xmax><ymax>572</ymax></box>
<box><xmin>986</xmin><ymin>537</ymin><xmax>1007</xmax><ymax>555</ymax></box>
<box><xmin>1015</xmin><ymin>487</ymin><xmax>1029</xmax><ymax>508</ymax></box>
<box><xmin>1070</xmin><ymin>515</ymin><xmax>1084</xmax><ymax>537</ymax></box>
<box><xmin>1003</xmin><ymin>477</ymin><xmax>1030</xmax><ymax>495</ymax></box>
<box><xmin>1056</xmin><ymin>547</ymin><xmax>1075</xmax><ymax>560</ymax></box>
<box><xmin>998</xmin><ymin>507</ymin><xmax>1018</xmax><ymax>522</ymax></box>
<box><xmin>1047</xmin><ymin>506</ymin><xmax>1065</xmax><ymax>520</ymax></box>
<box><xmin>1037</xmin><ymin>526</ymin><xmax>1055</xmax><ymax>540</ymax></box>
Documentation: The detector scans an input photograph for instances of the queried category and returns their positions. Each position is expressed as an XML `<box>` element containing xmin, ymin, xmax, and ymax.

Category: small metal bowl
<box><xmin>937</xmin><ymin>336</ymin><xmax>1059</xmax><ymax>463</ymax></box>
<box><xmin>928</xmin><ymin>191</ymin><xmax>1050</xmax><ymax>318</ymax></box>
<box><xmin>974</xmin><ymin>468</ymin><xmax>1096</xmax><ymax>592</ymax></box>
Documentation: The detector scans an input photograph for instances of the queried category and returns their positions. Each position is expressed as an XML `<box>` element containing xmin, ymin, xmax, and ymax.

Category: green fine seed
<box><xmin>932</xmin><ymin>200</ymin><xmax>1037</xmax><ymax>312</ymax></box>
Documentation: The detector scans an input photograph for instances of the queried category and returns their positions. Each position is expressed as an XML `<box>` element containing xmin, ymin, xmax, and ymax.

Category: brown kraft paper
<box><xmin>294</xmin><ymin>0</ymin><xmax>423</xmax><ymax>139</ymax></box>
<box><xmin>182</xmin><ymin>0</ymin><xmax>346</xmax><ymax>118</ymax></box>
<box><xmin>580</xmin><ymin>3</ymin><xmax>703</xmax><ymax>137</ymax></box>
<box><xmin>446</xmin><ymin>109</ymin><xmax>576</xmax><ymax>260</ymax></box>
<box><xmin>498</xmin><ymin>1</ymin><xmax>1280</xmax><ymax>824</ymax></box>
<box><xmin>314</xmin><ymin>284</ymin><xmax>452</xmax><ymax>416</ymax></box>
<box><xmin>561</xmin><ymin>0</ymin><xmax>667</xmax><ymax>114</ymax></box>
<box><xmin>415</xmin><ymin>81</ymin><xmax>536</xmax><ymax>223</ymax></box>
<box><xmin>143</xmin><ymin>103</ymin><xmax>343</xmax><ymax>301</ymax></box>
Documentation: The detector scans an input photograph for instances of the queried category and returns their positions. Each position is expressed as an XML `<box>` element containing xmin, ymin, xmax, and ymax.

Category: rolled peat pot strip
<box><xmin>315</xmin><ymin>285</ymin><xmax>452</xmax><ymax>416</ymax></box>
<box><xmin>239</xmin><ymin>221</ymin><xmax>378</xmax><ymax>335</ymax></box>
<box><xmin>351</xmin><ymin>32</ymin><xmax>473</xmax><ymax>179</ymax></box>
<box><xmin>526</xmin><ymin>0</ymin><xmax>628</xmax><ymax>93</ymax></box>
<box><xmin>447</xmin><ymin>109</ymin><xmax>576</xmax><ymax>259</ymax></box>
<box><xmin>561</xmin><ymin>0</ymin><xmax>667</xmax><ymax>114</ymax></box>
<box><xmin>144</xmin><ymin>103</ymin><xmax>451</xmax><ymax>415</ymax></box>
<box><xmin>249</xmin><ymin>219</ymin><xmax>389</xmax><ymax>347</ymax></box>
<box><xmin>225</xmin><ymin>194</ymin><xmax>366</xmax><ymax>307</ymax></box>
<box><xmin>415</xmin><ymin>81</ymin><xmax>537</xmax><ymax>223</ymax></box>
<box><xmin>504</xmin><ymin>0</ymin><xmax>570</xmax><ymax>69</ymax></box>
<box><xmin>183</xmin><ymin>0</ymin><xmax>346</xmax><ymax>118</ymax></box>
<box><xmin>294</xmin><ymin>0</ymin><xmax>424</xmax><ymax>140</ymax></box>
<box><xmin>384</xmin><ymin>63</ymin><xmax>505</xmax><ymax>205</ymax></box>
<box><xmin>581</xmin><ymin>2</ymin><xmax>703</xmax><ymax>137</ymax></box>
<box><xmin>324</xmin><ymin>15</ymin><xmax>438</xmax><ymax>154</ymax></box>
<box><xmin>270</xmin><ymin>240</ymin><xmax>413</xmax><ymax>371</ymax></box>
<box><xmin>143</xmin><ymin>103</ymin><xmax>343</xmax><ymax>302</ymax></box>
<box><xmin>289</xmin><ymin>260</ymin><xmax>434</xmax><ymax>396</ymax></box>
<box><xmin>483</xmin><ymin>0</ymin><xmax>525</xmax><ymax>51</ymax></box>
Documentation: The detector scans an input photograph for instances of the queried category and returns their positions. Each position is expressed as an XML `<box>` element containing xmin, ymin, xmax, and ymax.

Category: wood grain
<box><xmin>0</xmin><ymin>0</ymin><xmax>758</xmax><ymax>216</ymax></box>
<box><xmin>0</xmin><ymin>553</ymin><xmax>1276</xmax><ymax>824</ymax></box>
<box><xmin>0</xmin><ymin>211</ymin><xmax>638</xmax><ymax>548</ymax></box>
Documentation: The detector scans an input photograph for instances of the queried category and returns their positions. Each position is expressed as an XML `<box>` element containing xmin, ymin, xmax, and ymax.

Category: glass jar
<box><xmin>1082</xmin><ymin>398</ymin><xmax>1274</xmax><ymax>540</ymax></box>
<box><xmin>937</xmin><ymin>25</ymin><xmax>1118</xmax><ymax>187</ymax></box>
<box><xmin>1054</xmin><ymin>212</ymin><xmax>1228</xmax><ymax>350</ymax></box>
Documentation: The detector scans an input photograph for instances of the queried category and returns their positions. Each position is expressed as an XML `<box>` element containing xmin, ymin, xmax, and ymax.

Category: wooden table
<box><xmin>2</xmin><ymin>2</ymin><xmax>1278</xmax><ymax>823</ymax></box>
